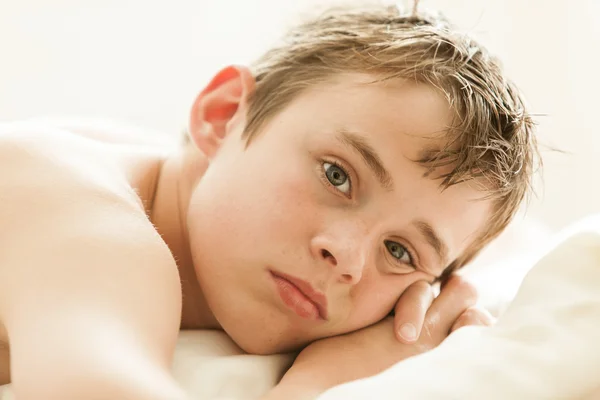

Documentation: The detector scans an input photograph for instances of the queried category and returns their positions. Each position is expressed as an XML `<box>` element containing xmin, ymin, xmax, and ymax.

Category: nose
<box><xmin>311</xmin><ymin>233</ymin><xmax>368</xmax><ymax>285</ymax></box>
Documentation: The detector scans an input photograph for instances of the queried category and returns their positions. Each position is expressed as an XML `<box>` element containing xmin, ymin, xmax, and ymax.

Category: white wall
<box><xmin>1</xmin><ymin>0</ymin><xmax>598</xmax><ymax>231</ymax></box>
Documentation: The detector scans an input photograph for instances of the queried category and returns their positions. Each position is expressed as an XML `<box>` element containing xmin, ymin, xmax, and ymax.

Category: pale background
<box><xmin>1</xmin><ymin>0</ymin><xmax>598</xmax><ymax>232</ymax></box>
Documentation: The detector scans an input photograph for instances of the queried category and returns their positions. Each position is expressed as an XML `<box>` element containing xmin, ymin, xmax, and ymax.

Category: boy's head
<box><xmin>181</xmin><ymin>3</ymin><xmax>537</xmax><ymax>354</ymax></box>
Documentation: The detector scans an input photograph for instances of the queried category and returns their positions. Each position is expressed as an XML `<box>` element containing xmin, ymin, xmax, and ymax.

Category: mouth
<box><xmin>269</xmin><ymin>270</ymin><xmax>329</xmax><ymax>321</ymax></box>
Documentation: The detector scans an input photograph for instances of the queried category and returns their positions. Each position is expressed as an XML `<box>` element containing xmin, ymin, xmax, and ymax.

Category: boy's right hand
<box><xmin>393</xmin><ymin>275</ymin><xmax>496</xmax><ymax>344</ymax></box>
<box><xmin>264</xmin><ymin>275</ymin><xmax>490</xmax><ymax>400</ymax></box>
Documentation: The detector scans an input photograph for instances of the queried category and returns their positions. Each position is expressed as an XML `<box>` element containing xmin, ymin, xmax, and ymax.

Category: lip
<box><xmin>269</xmin><ymin>270</ymin><xmax>329</xmax><ymax>321</ymax></box>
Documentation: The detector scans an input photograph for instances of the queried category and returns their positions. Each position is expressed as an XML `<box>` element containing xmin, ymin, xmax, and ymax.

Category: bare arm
<box><xmin>0</xmin><ymin>133</ymin><xmax>188</xmax><ymax>399</ymax></box>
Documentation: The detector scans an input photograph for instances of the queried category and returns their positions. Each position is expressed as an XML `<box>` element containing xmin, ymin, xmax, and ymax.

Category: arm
<box><xmin>0</xmin><ymin>220</ymin><xmax>187</xmax><ymax>399</ymax></box>
<box><xmin>0</xmin><ymin>142</ymin><xmax>187</xmax><ymax>399</ymax></box>
<box><xmin>262</xmin><ymin>277</ymin><xmax>493</xmax><ymax>400</ymax></box>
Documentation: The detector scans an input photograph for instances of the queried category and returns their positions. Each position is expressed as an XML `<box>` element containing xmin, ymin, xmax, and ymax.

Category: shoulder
<box><xmin>15</xmin><ymin>116</ymin><xmax>178</xmax><ymax>146</ymax></box>
<box><xmin>0</xmin><ymin>120</ymin><xmax>144</xmax><ymax>210</ymax></box>
<box><xmin>0</xmin><ymin>120</ymin><xmax>181</xmax><ymax>322</ymax></box>
<box><xmin>0</xmin><ymin>118</ymin><xmax>175</xmax><ymax>259</ymax></box>
<box><xmin>0</xmin><ymin>121</ymin><xmax>184</xmax><ymax>396</ymax></box>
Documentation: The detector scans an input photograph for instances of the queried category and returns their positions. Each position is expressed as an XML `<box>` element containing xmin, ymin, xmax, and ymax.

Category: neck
<box><xmin>149</xmin><ymin>146</ymin><xmax>221</xmax><ymax>330</ymax></box>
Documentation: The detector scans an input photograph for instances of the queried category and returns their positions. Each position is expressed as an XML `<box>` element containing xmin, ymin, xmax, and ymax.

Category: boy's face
<box><xmin>186</xmin><ymin>72</ymin><xmax>491</xmax><ymax>354</ymax></box>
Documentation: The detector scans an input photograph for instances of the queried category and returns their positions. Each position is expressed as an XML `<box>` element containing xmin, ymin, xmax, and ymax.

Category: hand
<box><xmin>265</xmin><ymin>276</ymin><xmax>487</xmax><ymax>400</ymax></box>
<box><xmin>393</xmin><ymin>276</ymin><xmax>495</xmax><ymax>344</ymax></box>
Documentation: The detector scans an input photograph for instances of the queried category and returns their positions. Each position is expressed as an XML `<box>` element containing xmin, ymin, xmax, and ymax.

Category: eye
<box><xmin>323</xmin><ymin>162</ymin><xmax>351</xmax><ymax>194</ymax></box>
<box><xmin>384</xmin><ymin>240</ymin><xmax>413</xmax><ymax>266</ymax></box>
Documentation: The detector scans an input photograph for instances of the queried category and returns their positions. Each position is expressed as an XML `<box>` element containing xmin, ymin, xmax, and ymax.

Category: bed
<box><xmin>2</xmin><ymin>216</ymin><xmax>598</xmax><ymax>400</ymax></box>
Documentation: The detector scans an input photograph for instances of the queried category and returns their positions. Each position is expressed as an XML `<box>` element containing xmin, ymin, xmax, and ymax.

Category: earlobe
<box><xmin>188</xmin><ymin>65</ymin><xmax>255</xmax><ymax>158</ymax></box>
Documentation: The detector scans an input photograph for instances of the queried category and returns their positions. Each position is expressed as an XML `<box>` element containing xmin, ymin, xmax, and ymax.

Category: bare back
<box><xmin>0</xmin><ymin>120</ymin><xmax>184</xmax><ymax>398</ymax></box>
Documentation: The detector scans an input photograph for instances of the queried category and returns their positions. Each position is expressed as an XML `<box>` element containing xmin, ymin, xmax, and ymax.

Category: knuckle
<box><xmin>470</xmin><ymin>307</ymin><xmax>495</xmax><ymax>325</ymax></box>
<box><xmin>452</xmin><ymin>314</ymin><xmax>475</xmax><ymax>332</ymax></box>
<box><xmin>411</xmin><ymin>280</ymin><xmax>431</xmax><ymax>292</ymax></box>
<box><xmin>397</xmin><ymin>281</ymin><xmax>433</xmax><ymax>310</ymax></box>
<box><xmin>420</xmin><ymin>322</ymin><xmax>435</xmax><ymax>342</ymax></box>
<box><xmin>457</xmin><ymin>307</ymin><xmax>495</xmax><ymax>327</ymax></box>
<box><xmin>445</xmin><ymin>276</ymin><xmax>478</xmax><ymax>303</ymax></box>
<box><xmin>462</xmin><ymin>307</ymin><xmax>481</xmax><ymax>321</ymax></box>
<box><xmin>405</xmin><ymin>280</ymin><xmax>432</xmax><ymax>300</ymax></box>
<box><xmin>412</xmin><ymin>281</ymin><xmax>434</xmax><ymax>302</ymax></box>
<box><xmin>423</xmin><ymin>312</ymin><xmax>440</xmax><ymax>330</ymax></box>
<box><xmin>456</xmin><ymin>312</ymin><xmax>476</xmax><ymax>327</ymax></box>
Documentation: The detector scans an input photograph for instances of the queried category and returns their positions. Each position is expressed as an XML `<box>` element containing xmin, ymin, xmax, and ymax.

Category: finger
<box><xmin>451</xmin><ymin>306</ymin><xmax>496</xmax><ymax>332</ymax></box>
<box><xmin>424</xmin><ymin>275</ymin><xmax>478</xmax><ymax>343</ymax></box>
<box><xmin>393</xmin><ymin>280</ymin><xmax>434</xmax><ymax>343</ymax></box>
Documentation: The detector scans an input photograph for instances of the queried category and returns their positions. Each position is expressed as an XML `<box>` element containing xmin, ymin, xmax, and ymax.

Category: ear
<box><xmin>188</xmin><ymin>65</ymin><xmax>255</xmax><ymax>158</ymax></box>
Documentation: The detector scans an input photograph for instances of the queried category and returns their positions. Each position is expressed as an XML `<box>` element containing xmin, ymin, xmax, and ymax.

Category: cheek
<box><xmin>345</xmin><ymin>272</ymin><xmax>429</xmax><ymax>329</ymax></box>
<box><xmin>247</xmin><ymin>166</ymin><xmax>322</xmax><ymax>244</ymax></box>
<box><xmin>187</xmin><ymin>152</ymin><xmax>322</xmax><ymax>262</ymax></box>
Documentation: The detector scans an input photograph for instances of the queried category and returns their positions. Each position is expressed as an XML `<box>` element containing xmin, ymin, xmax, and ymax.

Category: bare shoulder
<box><xmin>0</xmin><ymin>122</ymin><xmax>183</xmax><ymax>396</ymax></box>
<box><xmin>19</xmin><ymin>115</ymin><xmax>178</xmax><ymax>146</ymax></box>
<box><xmin>0</xmin><ymin>121</ymin><xmax>147</xmax><ymax>231</ymax></box>
<box><xmin>0</xmin><ymin>120</ymin><xmax>181</xmax><ymax>320</ymax></box>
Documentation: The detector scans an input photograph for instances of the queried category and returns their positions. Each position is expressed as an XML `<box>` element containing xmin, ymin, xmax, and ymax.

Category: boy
<box><xmin>0</xmin><ymin>3</ymin><xmax>537</xmax><ymax>399</ymax></box>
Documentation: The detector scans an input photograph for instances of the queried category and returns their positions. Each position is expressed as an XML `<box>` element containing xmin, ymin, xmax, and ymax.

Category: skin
<box><xmin>182</xmin><ymin>67</ymin><xmax>493</xmax><ymax>353</ymax></box>
<box><xmin>266</xmin><ymin>280</ymin><xmax>494</xmax><ymax>400</ymax></box>
<box><xmin>0</xmin><ymin>65</ymin><xmax>494</xmax><ymax>399</ymax></box>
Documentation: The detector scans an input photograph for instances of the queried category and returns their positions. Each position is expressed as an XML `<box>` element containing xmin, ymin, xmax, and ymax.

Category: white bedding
<box><xmin>1</xmin><ymin>216</ymin><xmax>599</xmax><ymax>400</ymax></box>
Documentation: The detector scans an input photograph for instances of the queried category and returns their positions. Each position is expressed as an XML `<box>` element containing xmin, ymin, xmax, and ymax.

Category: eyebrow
<box><xmin>335</xmin><ymin>129</ymin><xmax>447</xmax><ymax>272</ymax></box>
<box><xmin>413</xmin><ymin>219</ymin><xmax>449</xmax><ymax>269</ymax></box>
<box><xmin>335</xmin><ymin>129</ymin><xmax>393</xmax><ymax>190</ymax></box>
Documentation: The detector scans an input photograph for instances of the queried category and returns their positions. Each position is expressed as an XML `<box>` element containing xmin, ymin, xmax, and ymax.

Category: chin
<box><xmin>223</xmin><ymin>323</ymin><xmax>309</xmax><ymax>355</ymax></box>
<box><xmin>235</xmin><ymin>338</ymin><xmax>289</xmax><ymax>356</ymax></box>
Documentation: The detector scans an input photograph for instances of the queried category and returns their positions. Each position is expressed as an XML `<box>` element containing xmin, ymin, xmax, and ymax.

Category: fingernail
<box><xmin>398</xmin><ymin>323</ymin><xmax>417</xmax><ymax>342</ymax></box>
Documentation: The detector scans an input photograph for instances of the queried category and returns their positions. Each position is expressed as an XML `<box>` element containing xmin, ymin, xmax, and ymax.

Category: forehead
<box><xmin>295</xmin><ymin>73</ymin><xmax>454</xmax><ymax>157</ymax></box>
<box><xmin>266</xmin><ymin>73</ymin><xmax>492</xmax><ymax>262</ymax></box>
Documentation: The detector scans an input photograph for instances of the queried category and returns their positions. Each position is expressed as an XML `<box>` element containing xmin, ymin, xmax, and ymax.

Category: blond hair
<box><xmin>196</xmin><ymin>3</ymin><xmax>539</xmax><ymax>274</ymax></box>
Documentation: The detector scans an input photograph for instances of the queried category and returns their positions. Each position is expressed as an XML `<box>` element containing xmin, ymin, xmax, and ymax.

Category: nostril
<box><xmin>321</xmin><ymin>249</ymin><xmax>337</xmax><ymax>266</ymax></box>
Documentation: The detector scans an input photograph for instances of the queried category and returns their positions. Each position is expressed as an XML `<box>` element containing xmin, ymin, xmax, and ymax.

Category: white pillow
<box><xmin>171</xmin><ymin>330</ymin><xmax>295</xmax><ymax>399</ymax></box>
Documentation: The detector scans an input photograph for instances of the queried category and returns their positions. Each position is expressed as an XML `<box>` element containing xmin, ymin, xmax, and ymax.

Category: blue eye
<box><xmin>323</xmin><ymin>162</ymin><xmax>351</xmax><ymax>194</ymax></box>
<box><xmin>385</xmin><ymin>240</ymin><xmax>413</xmax><ymax>265</ymax></box>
